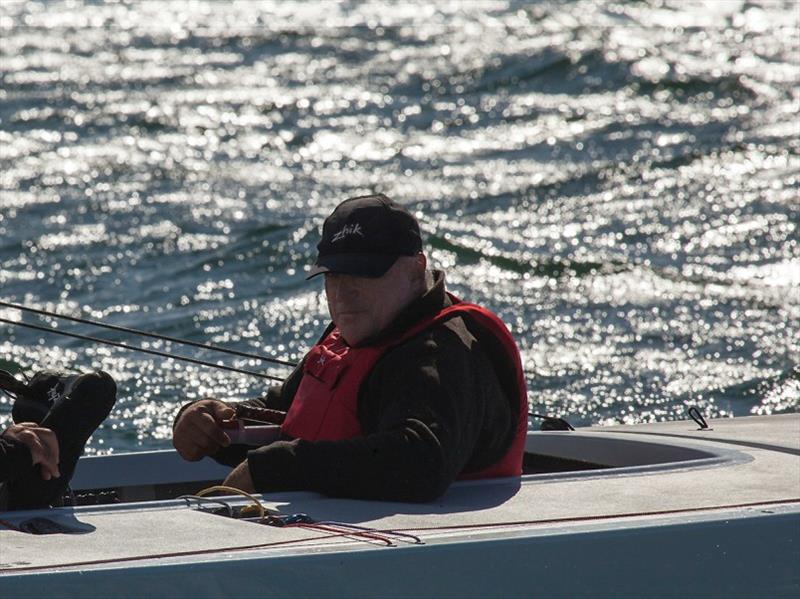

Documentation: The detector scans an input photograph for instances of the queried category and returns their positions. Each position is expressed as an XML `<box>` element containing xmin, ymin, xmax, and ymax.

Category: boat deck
<box><xmin>1</xmin><ymin>414</ymin><xmax>798</xmax><ymax>597</ymax></box>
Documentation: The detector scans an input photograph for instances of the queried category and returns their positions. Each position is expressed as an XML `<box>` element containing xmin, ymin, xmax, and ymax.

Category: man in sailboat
<box><xmin>173</xmin><ymin>194</ymin><xmax>527</xmax><ymax>501</ymax></box>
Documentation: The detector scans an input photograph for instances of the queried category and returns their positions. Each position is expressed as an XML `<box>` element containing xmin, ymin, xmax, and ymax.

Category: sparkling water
<box><xmin>0</xmin><ymin>0</ymin><xmax>797</xmax><ymax>453</ymax></box>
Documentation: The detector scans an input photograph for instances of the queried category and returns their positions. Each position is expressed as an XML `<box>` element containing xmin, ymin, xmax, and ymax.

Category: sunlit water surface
<box><xmin>0</xmin><ymin>0</ymin><xmax>797</xmax><ymax>454</ymax></box>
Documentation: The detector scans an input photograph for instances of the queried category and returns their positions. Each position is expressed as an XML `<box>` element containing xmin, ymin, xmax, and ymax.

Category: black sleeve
<box><xmin>0</xmin><ymin>434</ymin><xmax>33</xmax><ymax>483</ymax></box>
<box><xmin>246</xmin><ymin>322</ymin><xmax>513</xmax><ymax>502</ymax></box>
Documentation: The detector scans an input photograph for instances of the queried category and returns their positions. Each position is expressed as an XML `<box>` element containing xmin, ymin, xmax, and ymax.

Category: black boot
<box><xmin>6</xmin><ymin>371</ymin><xmax>117</xmax><ymax>510</ymax></box>
<box><xmin>8</xmin><ymin>370</ymin><xmax>82</xmax><ymax>425</ymax></box>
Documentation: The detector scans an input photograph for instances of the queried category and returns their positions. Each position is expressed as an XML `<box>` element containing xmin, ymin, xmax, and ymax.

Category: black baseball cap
<box><xmin>306</xmin><ymin>194</ymin><xmax>422</xmax><ymax>279</ymax></box>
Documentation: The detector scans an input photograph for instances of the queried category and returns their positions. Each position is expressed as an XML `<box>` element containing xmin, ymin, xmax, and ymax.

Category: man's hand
<box><xmin>2</xmin><ymin>422</ymin><xmax>60</xmax><ymax>480</ymax></box>
<box><xmin>173</xmin><ymin>399</ymin><xmax>236</xmax><ymax>461</ymax></box>
<box><xmin>223</xmin><ymin>460</ymin><xmax>255</xmax><ymax>493</ymax></box>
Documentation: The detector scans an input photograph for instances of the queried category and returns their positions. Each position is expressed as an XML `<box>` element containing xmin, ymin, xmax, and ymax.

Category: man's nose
<box><xmin>327</xmin><ymin>275</ymin><xmax>357</xmax><ymax>302</ymax></box>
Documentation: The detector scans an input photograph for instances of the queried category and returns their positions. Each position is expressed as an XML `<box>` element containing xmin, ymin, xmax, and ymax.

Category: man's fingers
<box><xmin>193</xmin><ymin>412</ymin><xmax>231</xmax><ymax>447</ymax></box>
<box><xmin>38</xmin><ymin>459</ymin><xmax>60</xmax><ymax>480</ymax></box>
<box><xmin>174</xmin><ymin>416</ymin><xmax>228</xmax><ymax>461</ymax></box>
<box><xmin>16</xmin><ymin>428</ymin><xmax>60</xmax><ymax>480</ymax></box>
<box><xmin>173</xmin><ymin>399</ymin><xmax>235</xmax><ymax>462</ymax></box>
<box><xmin>30</xmin><ymin>428</ymin><xmax>60</xmax><ymax>479</ymax></box>
<box><xmin>210</xmin><ymin>402</ymin><xmax>236</xmax><ymax>421</ymax></box>
<box><xmin>17</xmin><ymin>429</ymin><xmax>46</xmax><ymax>463</ymax></box>
<box><xmin>173</xmin><ymin>432</ymin><xmax>202</xmax><ymax>461</ymax></box>
<box><xmin>174</xmin><ymin>440</ymin><xmax>203</xmax><ymax>462</ymax></box>
<box><xmin>173</xmin><ymin>420</ymin><xmax>211</xmax><ymax>461</ymax></box>
<box><xmin>38</xmin><ymin>427</ymin><xmax>60</xmax><ymax>464</ymax></box>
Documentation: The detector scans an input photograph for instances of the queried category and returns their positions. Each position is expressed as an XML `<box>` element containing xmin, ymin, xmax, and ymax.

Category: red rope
<box><xmin>293</xmin><ymin>522</ymin><xmax>394</xmax><ymax>546</ymax></box>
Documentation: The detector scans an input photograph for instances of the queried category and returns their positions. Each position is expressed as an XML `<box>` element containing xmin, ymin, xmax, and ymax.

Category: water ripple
<box><xmin>1</xmin><ymin>0</ymin><xmax>797</xmax><ymax>450</ymax></box>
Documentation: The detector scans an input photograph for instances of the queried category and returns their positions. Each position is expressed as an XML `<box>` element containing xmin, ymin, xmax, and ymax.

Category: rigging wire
<box><xmin>0</xmin><ymin>299</ymin><xmax>297</xmax><ymax>368</ymax></box>
<box><xmin>0</xmin><ymin>316</ymin><xmax>286</xmax><ymax>382</ymax></box>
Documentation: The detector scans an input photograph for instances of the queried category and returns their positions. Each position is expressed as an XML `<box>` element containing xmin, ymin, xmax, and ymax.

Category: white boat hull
<box><xmin>1</xmin><ymin>414</ymin><xmax>798</xmax><ymax>597</ymax></box>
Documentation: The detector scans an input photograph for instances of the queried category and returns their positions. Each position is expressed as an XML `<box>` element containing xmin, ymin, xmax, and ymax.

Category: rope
<box><xmin>234</xmin><ymin>404</ymin><xmax>287</xmax><ymax>425</ymax></box>
<box><xmin>313</xmin><ymin>521</ymin><xmax>423</xmax><ymax>545</ymax></box>
<box><xmin>0</xmin><ymin>317</ymin><xmax>285</xmax><ymax>382</ymax></box>
<box><xmin>177</xmin><ymin>495</ymin><xmax>234</xmax><ymax>517</ymax></box>
<box><xmin>194</xmin><ymin>485</ymin><xmax>281</xmax><ymax>518</ymax></box>
<box><xmin>0</xmin><ymin>299</ymin><xmax>297</xmax><ymax>368</ymax></box>
<box><xmin>291</xmin><ymin>522</ymin><xmax>394</xmax><ymax>546</ymax></box>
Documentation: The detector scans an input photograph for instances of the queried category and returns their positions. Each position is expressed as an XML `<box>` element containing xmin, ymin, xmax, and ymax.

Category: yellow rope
<box><xmin>194</xmin><ymin>485</ymin><xmax>280</xmax><ymax>518</ymax></box>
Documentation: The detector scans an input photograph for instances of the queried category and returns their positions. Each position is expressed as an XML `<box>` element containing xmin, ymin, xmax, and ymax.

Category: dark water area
<box><xmin>0</xmin><ymin>0</ymin><xmax>797</xmax><ymax>454</ymax></box>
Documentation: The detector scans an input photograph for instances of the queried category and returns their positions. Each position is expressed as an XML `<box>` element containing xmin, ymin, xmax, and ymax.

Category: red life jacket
<box><xmin>280</xmin><ymin>294</ymin><xmax>528</xmax><ymax>479</ymax></box>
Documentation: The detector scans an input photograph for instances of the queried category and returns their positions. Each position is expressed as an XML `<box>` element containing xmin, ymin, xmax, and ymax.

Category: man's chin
<box><xmin>334</xmin><ymin>312</ymin><xmax>364</xmax><ymax>326</ymax></box>
<box><xmin>336</xmin><ymin>324</ymin><xmax>369</xmax><ymax>346</ymax></box>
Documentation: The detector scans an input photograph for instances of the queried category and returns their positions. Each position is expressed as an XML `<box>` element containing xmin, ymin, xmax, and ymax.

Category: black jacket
<box><xmin>0</xmin><ymin>435</ymin><xmax>32</xmax><ymax>483</ymax></box>
<box><xmin>208</xmin><ymin>271</ymin><xmax>521</xmax><ymax>502</ymax></box>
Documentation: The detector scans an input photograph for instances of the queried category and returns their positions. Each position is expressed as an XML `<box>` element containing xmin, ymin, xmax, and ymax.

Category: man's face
<box><xmin>324</xmin><ymin>255</ymin><xmax>425</xmax><ymax>345</ymax></box>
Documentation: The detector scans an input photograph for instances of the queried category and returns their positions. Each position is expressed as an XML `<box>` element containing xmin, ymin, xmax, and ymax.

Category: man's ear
<box><xmin>416</xmin><ymin>252</ymin><xmax>427</xmax><ymax>272</ymax></box>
